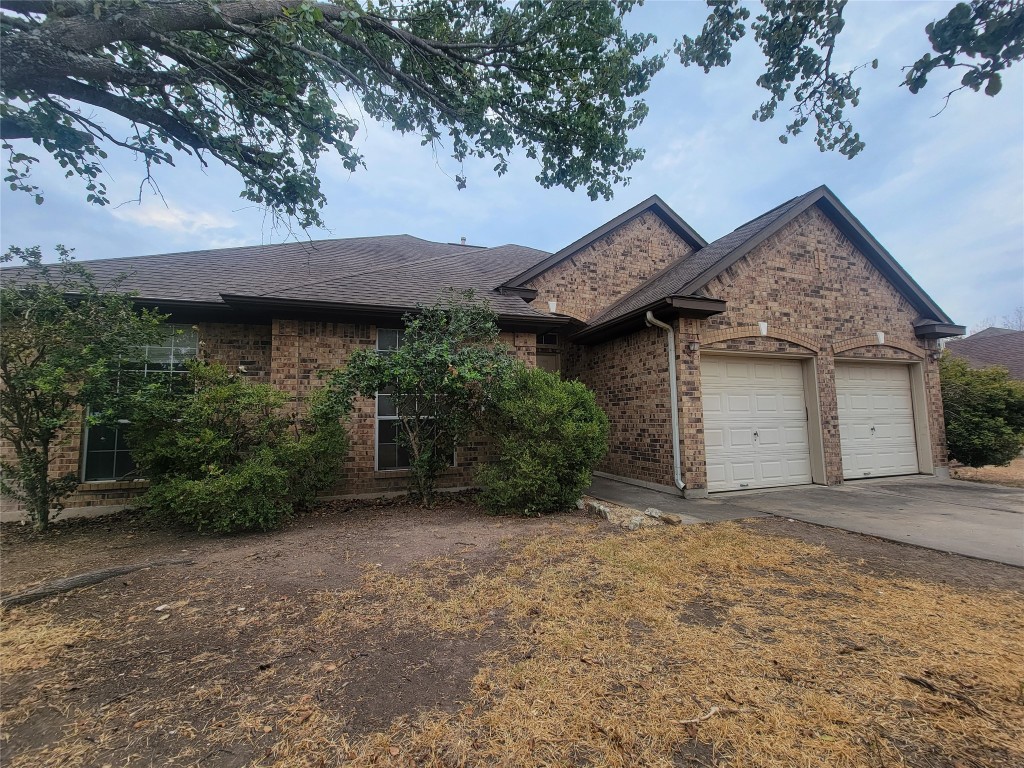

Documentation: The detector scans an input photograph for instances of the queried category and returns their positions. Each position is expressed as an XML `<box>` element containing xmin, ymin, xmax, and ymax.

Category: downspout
<box><xmin>645</xmin><ymin>311</ymin><xmax>685</xmax><ymax>491</ymax></box>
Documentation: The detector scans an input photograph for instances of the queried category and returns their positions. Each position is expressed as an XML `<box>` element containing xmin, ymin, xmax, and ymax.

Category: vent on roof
<box><xmin>460</xmin><ymin>236</ymin><xmax>467</xmax><ymax>245</ymax></box>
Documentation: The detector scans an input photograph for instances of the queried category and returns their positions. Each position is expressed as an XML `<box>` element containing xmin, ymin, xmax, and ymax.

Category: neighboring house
<box><xmin>0</xmin><ymin>185</ymin><xmax>965</xmax><ymax>516</ymax></box>
<box><xmin>944</xmin><ymin>328</ymin><xmax>1024</xmax><ymax>380</ymax></box>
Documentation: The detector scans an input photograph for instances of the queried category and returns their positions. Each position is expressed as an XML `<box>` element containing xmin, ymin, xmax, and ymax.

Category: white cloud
<box><xmin>110</xmin><ymin>201</ymin><xmax>237</xmax><ymax>234</ymax></box>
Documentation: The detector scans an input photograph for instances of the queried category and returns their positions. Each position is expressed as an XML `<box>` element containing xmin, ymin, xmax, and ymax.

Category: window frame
<box><xmin>372</xmin><ymin>328</ymin><xmax>455</xmax><ymax>472</ymax></box>
<box><xmin>80</xmin><ymin>324</ymin><xmax>199</xmax><ymax>482</ymax></box>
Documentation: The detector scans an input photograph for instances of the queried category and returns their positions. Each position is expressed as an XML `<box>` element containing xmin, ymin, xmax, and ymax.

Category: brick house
<box><xmin>0</xmin><ymin>185</ymin><xmax>965</xmax><ymax>516</ymax></box>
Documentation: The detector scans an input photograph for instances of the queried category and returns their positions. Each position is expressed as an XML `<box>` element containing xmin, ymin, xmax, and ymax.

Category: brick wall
<box><xmin>566</xmin><ymin>326</ymin><xmax>675</xmax><ymax>487</ymax></box>
<box><xmin>684</xmin><ymin>206</ymin><xmax>945</xmax><ymax>490</ymax></box>
<box><xmin>198</xmin><ymin>322</ymin><xmax>272</xmax><ymax>381</ymax></box>
<box><xmin>525</xmin><ymin>211</ymin><xmax>694</xmax><ymax>321</ymax></box>
<box><xmin>560</xmin><ymin>205</ymin><xmax>946</xmax><ymax>495</ymax></box>
<box><xmin>1</xmin><ymin>318</ymin><xmax>533</xmax><ymax>517</ymax></box>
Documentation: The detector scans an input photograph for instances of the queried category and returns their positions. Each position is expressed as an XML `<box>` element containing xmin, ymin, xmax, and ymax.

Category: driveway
<box><xmin>587</xmin><ymin>475</ymin><xmax>1024</xmax><ymax>566</ymax></box>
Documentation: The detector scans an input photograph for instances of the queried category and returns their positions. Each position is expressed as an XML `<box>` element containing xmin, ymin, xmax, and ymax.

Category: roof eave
<box><xmin>497</xmin><ymin>286</ymin><xmax>539</xmax><ymax>301</ymax></box>
<box><xmin>218</xmin><ymin>293</ymin><xmax>574</xmax><ymax>332</ymax></box>
<box><xmin>570</xmin><ymin>295</ymin><xmax>726</xmax><ymax>345</ymax></box>
<box><xmin>914</xmin><ymin>320</ymin><xmax>966</xmax><ymax>339</ymax></box>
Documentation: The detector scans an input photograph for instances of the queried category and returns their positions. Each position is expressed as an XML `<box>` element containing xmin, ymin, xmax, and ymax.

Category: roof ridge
<box><xmin>0</xmin><ymin>234</ymin><xmax>445</xmax><ymax>272</ymax></box>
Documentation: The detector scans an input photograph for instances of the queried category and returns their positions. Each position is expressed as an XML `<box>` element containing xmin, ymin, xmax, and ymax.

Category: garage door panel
<box><xmin>726</xmin><ymin>394</ymin><xmax>753</xmax><ymax>415</ymax></box>
<box><xmin>836</xmin><ymin>362</ymin><xmax>919</xmax><ymax>480</ymax></box>
<box><xmin>702</xmin><ymin>356</ymin><xmax>813</xmax><ymax>492</ymax></box>
<box><xmin>724</xmin><ymin>427</ymin><xmax>755</xmax><ymax>450</ymax></box>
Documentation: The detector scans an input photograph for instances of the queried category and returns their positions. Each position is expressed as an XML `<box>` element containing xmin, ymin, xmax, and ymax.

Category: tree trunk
<box><xmin>32</xmin><ymin>496</ymin><xmax>49</xmax><ymax>532</ymax></box>
<box><xmin>33</xmin><ymin>443</ymin><xmax>51</xmax><ymax>532</ymax></box>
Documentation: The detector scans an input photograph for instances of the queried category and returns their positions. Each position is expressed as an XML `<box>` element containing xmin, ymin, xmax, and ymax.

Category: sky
<box><xmin>1</xmin><ymin>1</ymin><xmax>1022</xmax><ymax>332</ymax></box>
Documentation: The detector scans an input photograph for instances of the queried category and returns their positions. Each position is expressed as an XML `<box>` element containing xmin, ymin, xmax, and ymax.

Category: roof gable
<box><xmin>584</xmin><ymin>185</ymin><xmax>957</xmax><ymax>334</ymax></box>
<box><xmin>501</xmin><ymin>195</ymin><xmax>706</xmax><ymax>289</ymax></box>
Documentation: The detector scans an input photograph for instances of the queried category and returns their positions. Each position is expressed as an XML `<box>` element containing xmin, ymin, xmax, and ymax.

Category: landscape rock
<box><xmin>584</xmin><ymin>501</ymin><xmax>612</xmax><ymax>520</ymax></box>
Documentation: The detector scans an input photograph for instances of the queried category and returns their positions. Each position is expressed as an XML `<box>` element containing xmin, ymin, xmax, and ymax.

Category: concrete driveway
<box><xmin>587</xmin><ymin>475</ymin><xmax>1023</xmax><ymax>566</ymax></box>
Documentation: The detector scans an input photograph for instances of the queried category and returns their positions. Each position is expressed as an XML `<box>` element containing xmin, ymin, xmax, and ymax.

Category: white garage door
<box><xmin>702</xmin><ymin>356</ymin><xmax>813</xmax><ymax>492</ymax></box>
<box><xmin>836</xmin><ymin>362</ymin><xmax>919</xmax><ymax>480</ymax></box>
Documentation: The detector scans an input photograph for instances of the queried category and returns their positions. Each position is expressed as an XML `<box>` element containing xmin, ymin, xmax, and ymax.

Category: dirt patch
<box><xmin>2</xmin><ymin>501</ymin><xmax>1022</xmax><ymax>768</ymax></box>
<box><xmin>952</xmin><ymin>456</ymin><xmax>1024</xmax><ymax>488</ymax></box>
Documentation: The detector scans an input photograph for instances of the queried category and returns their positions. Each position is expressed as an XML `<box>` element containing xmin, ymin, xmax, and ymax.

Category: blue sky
<box><xmin>2</xmin><ymin>1</ymin><xmax>1021</xmax><ymax>331</ymax></box>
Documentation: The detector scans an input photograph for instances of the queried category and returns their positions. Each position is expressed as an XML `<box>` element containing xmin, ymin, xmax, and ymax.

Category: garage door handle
<box><xmin>870</xmin><ymin>426</ymin><xmax>876</xmax><ymax>433</ymax></box>
<box><xmin>753</xmin><ymin>430</ymin><xmax>759</xmax><ymax>439</ymax></box>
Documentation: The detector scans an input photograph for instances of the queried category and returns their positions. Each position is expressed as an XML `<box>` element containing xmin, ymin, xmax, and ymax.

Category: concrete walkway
<box><xmin>586</xmin><ymin>475</ymin><xmax>1024</xmax><ymax>566</ymax></box>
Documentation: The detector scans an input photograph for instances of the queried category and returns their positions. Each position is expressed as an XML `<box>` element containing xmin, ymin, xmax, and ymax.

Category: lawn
<box><xmin>2</xmin><ymin>499</ymin><xmax>1022</xmax><ymax>767</ymax></box>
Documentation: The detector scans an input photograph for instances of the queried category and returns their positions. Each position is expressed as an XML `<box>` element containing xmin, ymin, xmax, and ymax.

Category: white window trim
<box><xmin>81</xmin><ymin>324</ymin><xmax>198</xmax><ymax>482</ymax></box>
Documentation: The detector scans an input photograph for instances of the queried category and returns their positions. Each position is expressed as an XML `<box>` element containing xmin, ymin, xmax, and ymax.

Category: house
<box><xmin>0</xmin><ymin>185</ymin><xmax>965</xmax><ymax>516</ymax></box>
<box><xmin>944</xmin><ymin>328</ymin><xmax>1024</xmax><ymax>379</ymax></box>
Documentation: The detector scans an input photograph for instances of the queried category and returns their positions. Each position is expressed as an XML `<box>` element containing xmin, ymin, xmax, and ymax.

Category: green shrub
<box><xmin>478</xmin><ymin>366</ymin><xmax>609</xmax><ymax>516</ymax></box>
<box><xmin>940</xmin><ymin>352</ymin><xmax>1024</xmax><ymax>468</ymax></box>
<box><xmin>143</xmin><ymin>451</ymin><xmax>292</xmax><ymax>534</ymax></box>
<box><xmin>330</xmin><ymin>290</ymin><xmax>516</xmax><ymax>505</ymax></box>
<box><xmin>126</xmin><ymin>362</ymin><xmax>349</xmax><ymax>532</ymax></box>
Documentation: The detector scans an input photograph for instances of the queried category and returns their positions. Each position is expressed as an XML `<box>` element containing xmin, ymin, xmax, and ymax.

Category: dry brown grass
<box><xmin>0</xmin><ymin>609</ymin><xmax>102</xmax><ymax>676</ymax></box>
<box><xmin>307</xmin><ymin>523</ymin><xmax>1024</xmax><ymax>767</ymax></box>
<box><xmin>4</xmin><ymin>522</ymin><xmax>1023</xmax><ymax>767</ymax></box>
<box><xmin>952</xmin><ymin>457</ymin><xmax>1024</xmax><ymax>487</ymax></box>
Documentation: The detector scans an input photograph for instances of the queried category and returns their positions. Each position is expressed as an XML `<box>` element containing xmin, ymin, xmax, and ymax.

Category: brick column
<box><xmin>923</xmin><ymin>352</ymin><xmax>948</xmax><ymax>471</ymax></box>
<box><xmin>815</xmin><ymin>352</ymin><xmax>844</xmax><ymax>485</ymax></box>
<box><xmin>677</xmin><ymin>318</ymin><xmax>707</xmax><ymax>495</ymax></box>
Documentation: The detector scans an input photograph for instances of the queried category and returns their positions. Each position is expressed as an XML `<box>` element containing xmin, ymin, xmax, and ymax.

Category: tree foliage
<box><xmin>0</xmin><ymin>246</ymin><xmax>166</xmax><ymax>530</ymax></box>
<box><xmin>125</xmin><ymin>361</ymin><xmax>349</xmax><ymax>532</ymax></box>
<box><xmin>939</xmin><ymin>352</ymin><xmax>1024</xmax><ymax>468</ymax></box>
<box><xmin>330</xmin><ymin>290</ymin><xmax>515</xmax><ymax>504</ymax></box>
<box><xmin>477</xmin><ymin>365</ymin><xmax>608</xmax><ymax>517</ymax></box>
<box><xmin>2</xmin><ymin>2</ymin><xmax>1019</xmax><ymax>221</ymax></box>
<box><xmin>678</xmin><ymin>0</ymin><xmax>1023</xmax><ymax>158</ymax></box>
<box><xmin>0</xmin><ymin>0</ymin><xmax>660</xmax><ymax>227</ymax></box>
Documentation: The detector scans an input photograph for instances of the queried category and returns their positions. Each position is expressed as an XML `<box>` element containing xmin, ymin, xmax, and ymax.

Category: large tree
<box><xmin>1</xmin><ymin>2</ymin><xmax>1020</xmax><ymax>225</ymax></box>
<box><xmin>677</xmin><ymin>0</ymin><xmax>1024</xmax><ymax>158</ymax></box>
<box><xmin>0</xmin><ymin>0</ymin><xmax>660</xmax><ymax>227</ymax></box>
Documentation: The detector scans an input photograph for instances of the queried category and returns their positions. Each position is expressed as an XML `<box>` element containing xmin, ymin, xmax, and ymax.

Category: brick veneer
<box><xmin>2</xmin><ymin>319</ymin><xmax>536</xmax><ymax>518</ymax></box>
<box><xmin>676</xmin><ymin>206</ymin><xmax>945</xmax><ymax>491</ymax></box>
<box><xmin>525</xmin><ymin>211</ymin><xmax>694</xmax><ymax>321</ymax></box>
<box><xmin>566</xmin><ymin>326</ymin><xmax>676</xmax><ymax>487</ymax></box>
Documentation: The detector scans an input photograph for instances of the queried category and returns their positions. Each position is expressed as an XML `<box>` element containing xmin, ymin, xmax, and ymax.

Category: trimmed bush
<box><xmin>126</xmin><ymin>362</ymin><xmax>349</xmax><ymax>533</ymax></box>
<box><xmin>940</xmin><ymin>352</ymin><xmax>1024</xmax><ymax>468</ymax></box>
<box><xmin>478</xmin><ymin>366</ymin><xmax>608</xmax><ymax>516</ymax></box>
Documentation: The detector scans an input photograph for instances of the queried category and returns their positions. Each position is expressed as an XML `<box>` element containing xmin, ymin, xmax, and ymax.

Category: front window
<box><xmin>82</xmin><ymin>325</ymin><xmax>198</xmax><ymax>481</ymax></box>
<box><xmin>537</xmin><ymin>332</ymin><xmax>561</xmax><ymax>373</ymax></box>
<box><xmin>375</xmin><ymin>328</ymin><xmax>409</xmax><ymax>470</ymax></box>
<box><xmin>373</xmin><ymin>328</ymin><xmax>452</xmax><ymax>471</ymax></box>
<box><xmin>376</xmin><ymin>390</ymin><xmax>412</xmax><ymax>470</ymax></box>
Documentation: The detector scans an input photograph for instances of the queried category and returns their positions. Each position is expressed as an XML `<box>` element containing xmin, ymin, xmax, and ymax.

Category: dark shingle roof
<box><xmin>587</xmin><ymin>190</ymin><xmax>816</xmax><ymax>327</ymax></box>
<box><xmin>971</xmin><ymin>326</ymin><xmax>1020</xmax><ymax>339</ymax></box>
<box><xmin>945</xmin><ymin>330</ymin><xmax>1024</xmax><ymax>379</ymax></box>
<box><xmin>2</xmin><ymin>235</ymin><xmax>555</xmax><ymax>321</ymax></box>
<box><xmin>583</xmin><ymin>185</ymin><xmax>956</xmax><ymax>334</ymax></box>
